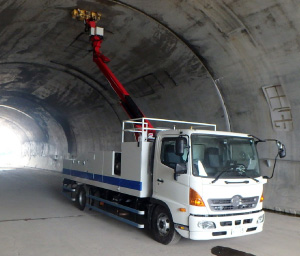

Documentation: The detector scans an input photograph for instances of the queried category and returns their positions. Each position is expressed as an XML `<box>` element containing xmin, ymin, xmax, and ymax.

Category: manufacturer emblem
<box><xmin>231</xmin><ymin>195</ymin><xmax>242</xmax><ymax>207</ymax></box>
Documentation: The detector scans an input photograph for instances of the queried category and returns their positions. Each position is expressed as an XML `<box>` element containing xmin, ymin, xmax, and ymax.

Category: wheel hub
<box><xmin>157</xmin><ymin>213</ymin><xmax>170</xmax><ymax>235</ymax></box>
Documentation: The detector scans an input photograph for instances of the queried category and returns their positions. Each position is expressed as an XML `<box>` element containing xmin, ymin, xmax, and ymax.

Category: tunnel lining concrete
<box><xmin>0</xmin><ymin>0</ymin><xmax>299</xmax><ymax>214</ymax></box>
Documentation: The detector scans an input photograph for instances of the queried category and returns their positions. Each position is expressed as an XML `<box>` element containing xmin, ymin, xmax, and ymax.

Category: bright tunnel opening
<box><xmin>0</xmin><ymin>126</ymin><xmax>23</xmax><ymax>167</ymax></box>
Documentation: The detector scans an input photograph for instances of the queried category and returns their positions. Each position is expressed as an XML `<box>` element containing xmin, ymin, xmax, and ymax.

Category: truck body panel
<box><xmin>63</xmin><ymin>142</ymin><xmax>153</xmax><ymax>198</ymax></box>
<box><xmin>120</xmin><ymin>142</ymin><xmax>152</xmax><ymax>197</ymax></box>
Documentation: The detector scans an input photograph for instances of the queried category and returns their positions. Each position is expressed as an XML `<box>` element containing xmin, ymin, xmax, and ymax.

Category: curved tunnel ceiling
<box><xmin>0</xmin><ymin>0</ymin><xmax>299</xmax><ymax>169</ymax></box>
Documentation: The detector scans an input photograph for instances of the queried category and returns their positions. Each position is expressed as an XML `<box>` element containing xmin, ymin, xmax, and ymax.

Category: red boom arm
<box><xmin>84</xmin><ymin>19</ymin><xmax>154</xmax><ymax>140</ymax></box>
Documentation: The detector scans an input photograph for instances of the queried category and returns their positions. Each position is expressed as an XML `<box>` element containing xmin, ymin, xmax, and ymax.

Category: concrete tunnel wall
<box><xmin>0</xmin><ymin>0</ymin><xmax>299</xmax><ymax>214</ymax></box>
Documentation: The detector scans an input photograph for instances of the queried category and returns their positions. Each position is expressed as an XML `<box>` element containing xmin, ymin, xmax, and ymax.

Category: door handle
<box><xmin>157</xmin><ymin>178</ymin><xmax>164</xmax><ymax>183</ymax></box>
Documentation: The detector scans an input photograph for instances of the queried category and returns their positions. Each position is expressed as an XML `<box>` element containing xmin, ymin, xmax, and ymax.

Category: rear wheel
<box><xmin>76</xmin><ymin>186</ymin><xmax>86</xmax><ymax>211</ymax></box>
<box><xmin>151</xmin><ymin>205</ymin><xmax>181</xmax><ymax>245</ymax></box>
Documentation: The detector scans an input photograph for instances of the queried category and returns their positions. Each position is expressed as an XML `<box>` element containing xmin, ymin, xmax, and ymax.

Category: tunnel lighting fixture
<box><xmin>0</xmin><ymin>105</ymin><xmax>33</xmax><ymax>120</ymax></box>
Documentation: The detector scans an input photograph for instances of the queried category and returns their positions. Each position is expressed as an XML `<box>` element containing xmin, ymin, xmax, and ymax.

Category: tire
<box><xmin>76</xmin><ymin>186</ymin><xmax>86</xmax><ymax>211</ymax></box>
<box><xmin>151</xmin><ymin>205</ymin><xmax>181</xmax><ymax>245</ymax></box>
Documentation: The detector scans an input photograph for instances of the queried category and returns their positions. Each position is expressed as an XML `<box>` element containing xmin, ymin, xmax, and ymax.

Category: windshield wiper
<box><xmin>238</xmin><ymin>172</ymin><xmax>259</xmax><ymax>183</ymax></box>
<box><xmin>211</xmin><ymin>169</ymin><xmax>233</xmax><ymax>183</ymax></box>
<box><xmin>212</xmin><ymin>164</ymin><xmax>259</xmax><ymax>183</ymax></box>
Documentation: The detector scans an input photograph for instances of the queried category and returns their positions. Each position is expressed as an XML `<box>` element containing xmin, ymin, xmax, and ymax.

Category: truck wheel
<box><xmin>76</xmin><ymin>186</ymin><xmax>86</xmax><ymax>211</ymax></box>
<box><xmin>151</xmin><ymin>205</ymin><xmax>181</xmax><ymax>245</ymax></box>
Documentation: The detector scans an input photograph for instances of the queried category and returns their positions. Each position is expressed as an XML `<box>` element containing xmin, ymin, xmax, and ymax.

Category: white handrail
<box><xmin>122</xmin><ymin>117</ymin><xmax>217</xmax><ymax>142</ymax></box>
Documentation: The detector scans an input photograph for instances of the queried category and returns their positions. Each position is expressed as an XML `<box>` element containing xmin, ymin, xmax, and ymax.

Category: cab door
<box><xmin>152</xmin><ymin>135</ymin><xmax>190</xmax><ymax>224</ymax></box>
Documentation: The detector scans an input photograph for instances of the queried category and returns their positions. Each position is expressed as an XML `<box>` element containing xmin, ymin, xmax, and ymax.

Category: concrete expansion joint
<box><xmin>0</xmin><ymin>214</ymin><xmax>87</xmax><ymax>223</ymax></box>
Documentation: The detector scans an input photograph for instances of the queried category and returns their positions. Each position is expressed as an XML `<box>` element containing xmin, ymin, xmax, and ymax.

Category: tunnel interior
<box><xmin>0</xmin><ymin>0</ymin><xmax>300</xmax><ymax>214</ymax></box>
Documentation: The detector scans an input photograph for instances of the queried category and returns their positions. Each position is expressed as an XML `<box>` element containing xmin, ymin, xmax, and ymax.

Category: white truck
<box><xmin>66</xmin><ymin>10</ymin><xmax>286</xmax><ymax>244</ymax></box>
<box><xmin>62</xmin><ymin>117</ymin><xmax>285</xmax><ymax>244</ymax></box>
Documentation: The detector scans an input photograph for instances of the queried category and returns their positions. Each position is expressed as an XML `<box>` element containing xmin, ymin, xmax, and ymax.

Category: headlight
<box><xmin>198</xmin><ymin>221</ymin><xmax>216</xmax><ymax>229</ymax></box>
<box><xmin>257</xmin><ymin>214</ymin><xmax>265</xmax><ymax>224</ymax></box>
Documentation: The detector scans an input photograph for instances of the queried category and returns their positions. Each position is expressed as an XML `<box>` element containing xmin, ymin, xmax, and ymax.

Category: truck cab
<box><xmin>152</xmin><ymin>128</ymin><xmax>265</xmax><ymax>243</ymax></box>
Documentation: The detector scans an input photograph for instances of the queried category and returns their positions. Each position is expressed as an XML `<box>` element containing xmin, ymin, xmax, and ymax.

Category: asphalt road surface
<box><xmin>0</xmin><ymin>168</ymin><xmax>299</xmax><ymax>256</ymax></box>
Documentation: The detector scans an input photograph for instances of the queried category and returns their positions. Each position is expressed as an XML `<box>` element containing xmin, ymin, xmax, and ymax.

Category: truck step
<box><xmin>86</xmin><ymin>203</ymin><xmax>144</xmax><ymax>229</ymax></box>
<box><xmin>87</xmin><ymin>194</ymin><xmax>145</xmax><ymax>215</ymax></box>
<box><xmin>62</xmin><ymin>185</ymin><xmax>76</xmax><ymax>192</ymax></box>
<box><xmin>62</xmin><ymin>191</ymin><xmax>76</xmax><ymax>202</ymax></box>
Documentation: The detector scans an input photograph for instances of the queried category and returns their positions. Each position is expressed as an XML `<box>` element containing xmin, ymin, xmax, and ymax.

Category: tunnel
<box><xmin>0</xmin><ymin>0</ymin><xmax>299</xmax><ymax>254</ymax></box>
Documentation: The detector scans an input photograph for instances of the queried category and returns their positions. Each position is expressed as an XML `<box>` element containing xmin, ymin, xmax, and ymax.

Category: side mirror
<box><xmin>176</xmin><ymin>137</ymin><xmax>186</xmax><ymax>156</ymax></box>
<box><xmin>261</xmin><ymin>139</ymin><xmax>286</xmax><ymax>179</ymax></box>
<box><xmin>277</xmin><ymin>141</ymin><xmax>286</xmax><ymax>158</ymax></box>
<box><xmin>252</xmin><ymin>136</ymin><xmax>287</xmax><ymax>179</ymax></box>
<box><xmin>174</xmin><ymin>163</ymin><xmax>187</xmax><ymax>180</ymax></box>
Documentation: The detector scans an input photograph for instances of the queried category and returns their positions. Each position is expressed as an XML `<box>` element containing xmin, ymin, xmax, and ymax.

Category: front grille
<box><xmin>211</xmin><ymin>199</ymin><xmax>231</xmax><ymax>204</ymax></box>
<box><xmin>213</xmin><ymin>231</ymin><xmax>227</xmax><ymax>236</ymax></box>
<box><xmin>243</xmin><ymin>219</ymin><xmax>253</xmax><ymax>224</ymax></box>
<box><xmin>208</xmin><ymin>196</ymin><xmax>259</xmax><ymax>212</ymax></box>
<box><xmin>220</xmin><ymin>221</ymin><xmax>232</xmax><ymax>226</ymax></box>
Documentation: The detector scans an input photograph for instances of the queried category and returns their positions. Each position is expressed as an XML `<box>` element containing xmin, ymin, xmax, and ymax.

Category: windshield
<box><xmin>191</xmin><ymin>134</ymin><xmax>260</xmax><ymax>179</ymax></box>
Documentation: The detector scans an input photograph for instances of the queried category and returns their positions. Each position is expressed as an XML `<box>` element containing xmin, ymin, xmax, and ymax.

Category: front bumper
<box><xmin>177</xmin><ymin>210</ymin><xmax>265</xmax><ymax>240</ymax></box>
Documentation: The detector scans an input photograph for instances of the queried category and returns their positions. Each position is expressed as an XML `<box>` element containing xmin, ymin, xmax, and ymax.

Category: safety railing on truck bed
<box><xmin>122</xmin><ymin>117</ymin><xmax>216</xmax><ymax>142</ymax></box>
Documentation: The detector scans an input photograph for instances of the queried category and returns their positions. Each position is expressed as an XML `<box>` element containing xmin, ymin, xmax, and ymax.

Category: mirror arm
<box><xmin>263</xmin><ymin>153</ymin><xmax>279</xmax><ymax>179</ymax></box>
<box><xmin>249</xmin><ymin>134</ymin><xmax>266</xmax><ymax>144</ymax></box>
<box><xmin>174</xmin><ymin>172</ymin><xmax>179</xmax><ymax>181</ymax></box>
<box><xmin>255</xmin><ymin>137</ymin><xmax>286</xmax><ymax>179</ymax></box>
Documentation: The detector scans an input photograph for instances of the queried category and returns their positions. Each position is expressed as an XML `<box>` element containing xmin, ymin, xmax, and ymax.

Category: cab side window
<box><xmin>161</xmin><ymin>138</ymin><xmax>186</xmax><ymax>169</ymax></box>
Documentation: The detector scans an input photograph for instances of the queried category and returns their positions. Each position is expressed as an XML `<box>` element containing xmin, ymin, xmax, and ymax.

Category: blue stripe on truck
<box><xmin>71</xmin><ymin>170</ymin><xmax>94</xmax><ymax>180</ymax></box>
<box><xmin>63</xmin><ymin>168</ymin><xmax>142</xmax><ymax>191</ymax></box>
